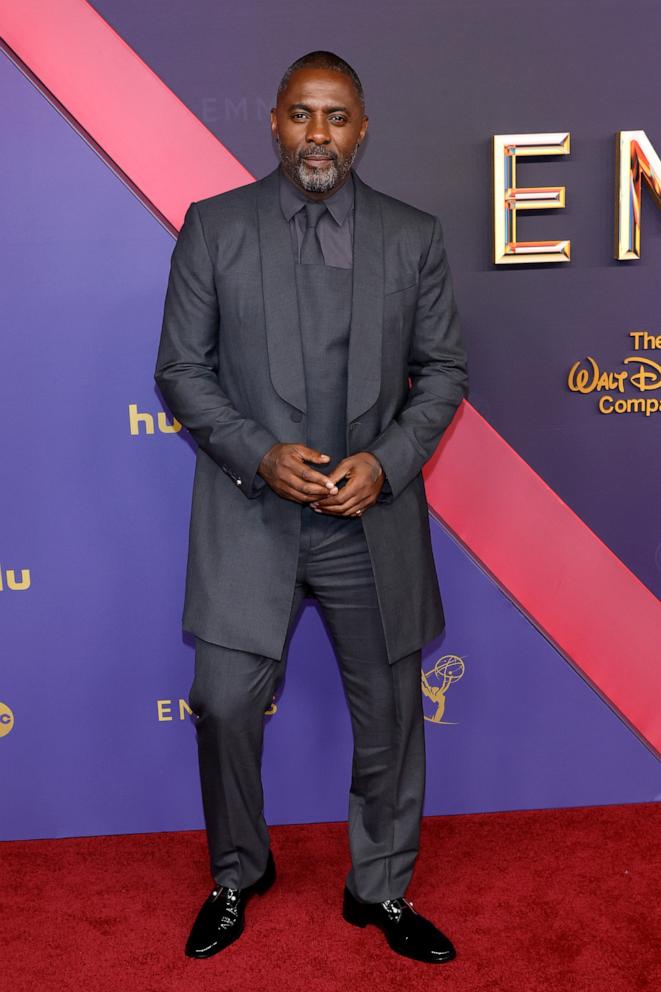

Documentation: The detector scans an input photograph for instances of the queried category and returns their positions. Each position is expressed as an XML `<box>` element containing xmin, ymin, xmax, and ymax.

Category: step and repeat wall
<box><xmin>2</xmin><ymin>0</ymin><xmax>660</xmax><ymax>840</ymax></box>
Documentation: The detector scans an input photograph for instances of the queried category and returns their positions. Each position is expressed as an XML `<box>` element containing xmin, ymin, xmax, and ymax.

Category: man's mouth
<box><xmin>301</xmin><ymin>154</ymin><xmax>334</xmax><ymax>166</ymax></box>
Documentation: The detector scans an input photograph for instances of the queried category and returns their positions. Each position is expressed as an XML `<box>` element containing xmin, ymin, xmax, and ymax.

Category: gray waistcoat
<box><xmin>293</xmin><ymin>261</ymin><xmax>353</xmax><ymax>496</ymax></box>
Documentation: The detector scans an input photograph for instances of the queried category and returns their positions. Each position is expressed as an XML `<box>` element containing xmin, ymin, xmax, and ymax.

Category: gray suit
<box><xmin>154</xmin><ymin>165</ymin><xmax>468</xmax><ymax>665</ymax></box>
<box><xmin>155</xmin><ymin>164</ymin><xmax>467</xmax><ymax>901</ymax></box>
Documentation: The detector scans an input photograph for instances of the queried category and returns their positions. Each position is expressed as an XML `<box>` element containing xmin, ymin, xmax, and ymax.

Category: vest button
<box><xmin>290</xmin><ymin>411</ymin><xmax>303</xmax><ymax>422</ymax></box>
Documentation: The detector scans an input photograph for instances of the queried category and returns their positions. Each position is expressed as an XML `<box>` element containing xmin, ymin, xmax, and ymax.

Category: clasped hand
<box><xmin>258</xmin><ymin>443</ymin><xmax>384</xmax><ymax>517</ymax></box>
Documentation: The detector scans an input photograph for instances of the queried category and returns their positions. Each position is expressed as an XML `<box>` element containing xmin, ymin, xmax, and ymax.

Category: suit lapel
<box><xmin>256</xmin><ymin>165</ymin><xmax>384</xmax><ymax>422</ymax></box>
<box><xmin>257</xmin><ymin>167</ymin><xmax>307</xmax><ymax>412</ymax></box>
<box><xmin>347</xmin><ymin>170</ymin><xmax>384</xmax><ymax>423</ymax></box>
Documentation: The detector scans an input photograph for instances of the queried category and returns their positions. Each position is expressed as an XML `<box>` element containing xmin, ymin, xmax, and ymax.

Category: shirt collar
<box><xmin>278</xmin><ymin>164</ymin><xmax>354</xmax><ymax>227</ymax></box>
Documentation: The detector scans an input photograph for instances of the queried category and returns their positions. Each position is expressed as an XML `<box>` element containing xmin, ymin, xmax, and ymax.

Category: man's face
<box><xmin>271</xmin><ymin>68</ymin><xmax>368</xmax><ymax>195</ymax></box>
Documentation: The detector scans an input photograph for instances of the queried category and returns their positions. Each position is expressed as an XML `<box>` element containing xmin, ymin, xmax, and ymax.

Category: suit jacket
<box><xmin>154</xmin><ymin>165</ymin><xmax>469</xmax><ymax>663</ymax></box>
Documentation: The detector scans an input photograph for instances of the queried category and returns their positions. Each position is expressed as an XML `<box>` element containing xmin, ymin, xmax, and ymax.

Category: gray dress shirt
<box><xmin>278</xmin><ymin>165</ymin><xmax>354</xmax><ymax>268</ymax></box>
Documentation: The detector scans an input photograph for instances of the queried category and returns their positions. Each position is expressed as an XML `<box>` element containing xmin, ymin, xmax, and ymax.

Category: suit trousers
<box><xmin>188</xmin><ymin>507</ymin><xmax>426</xmax><ymax>903</ymax></box>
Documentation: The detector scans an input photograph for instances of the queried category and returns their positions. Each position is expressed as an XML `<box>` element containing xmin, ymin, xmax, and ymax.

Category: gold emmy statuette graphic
<box><xmin>421</xmin><ymin>655</ymin><xmax>465</xmax><ymax>725</ymax></box>
<box><xmin>0</xmin><ymin>702</ymin><xmax>15</xmax><ymax>738</ymax></box>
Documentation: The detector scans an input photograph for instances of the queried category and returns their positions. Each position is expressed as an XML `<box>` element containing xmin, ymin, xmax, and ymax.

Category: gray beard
<box><xmin>278</xmin><ymin>142</ymin><xmax>358</xmax><ymax>194</ymax></box>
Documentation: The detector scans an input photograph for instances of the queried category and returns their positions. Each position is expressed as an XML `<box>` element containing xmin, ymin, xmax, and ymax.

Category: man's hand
<box><xmin>258</xmin><ymin>443</ymin><xmax>340</xmax><ymax>503</ymax></box>
<box><xmin>309</xmin><ymin>452</ymin><xmax>384</xmax><ymax>517</ymax></box>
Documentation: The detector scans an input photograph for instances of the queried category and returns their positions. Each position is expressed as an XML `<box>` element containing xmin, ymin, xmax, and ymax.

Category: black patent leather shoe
<box><xmin>185</xmin><ymin>850</ymin><xmax>276</xmax><ymax>958</ymax></box>
<box><xmin>342</xmin><ymin>886</ymin><xmax>456</xmax><ymax>964</ymax></box>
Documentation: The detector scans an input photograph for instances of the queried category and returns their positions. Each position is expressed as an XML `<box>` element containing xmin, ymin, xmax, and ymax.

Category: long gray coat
<box><xmin>154</xmin><ymin>166</ymin><xmax>468</xmax><ymax>663</ymax></box>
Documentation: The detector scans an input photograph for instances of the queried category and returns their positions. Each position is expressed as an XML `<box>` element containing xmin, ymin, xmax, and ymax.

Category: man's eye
<box><xmin>331</xmin><ymin>116</ymin><xmax>346</xmax><ymax>124</ymax></box>
<box><xmin>292</xmin><ymin>113</ymin><xmax>307</xmax><ymax>120</ymax></box>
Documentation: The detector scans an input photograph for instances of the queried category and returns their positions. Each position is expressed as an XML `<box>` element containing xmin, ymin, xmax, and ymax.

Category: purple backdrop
<box><xmin>2</xmin><ymin>0</ymin><xmax>660</xmax><ymax>841</ymax></box>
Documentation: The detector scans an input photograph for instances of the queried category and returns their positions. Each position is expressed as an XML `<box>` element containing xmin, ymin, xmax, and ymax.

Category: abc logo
<box><xmin>0</xmin><ymin>702</ymin><xmax>14</xmax><ymax>737</ymax></box>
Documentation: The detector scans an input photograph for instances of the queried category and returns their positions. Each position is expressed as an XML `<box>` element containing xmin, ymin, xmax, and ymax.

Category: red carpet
<box><xmin>3</xmin><ymin>803</ymin><xmax>660</xmax><ymax>992</ymax></box>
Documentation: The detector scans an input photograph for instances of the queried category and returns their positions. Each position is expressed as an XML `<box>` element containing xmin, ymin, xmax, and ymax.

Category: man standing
<box><xmin>155</xmin><ymin>51</ymin><xmax>468</xmax><ymax>964</ymax></box>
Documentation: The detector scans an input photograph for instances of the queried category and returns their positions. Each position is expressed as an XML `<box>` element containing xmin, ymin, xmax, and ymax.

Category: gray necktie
<box><xmin>300</xmin><ymin>201</ymin><xmax>327</xmax><ymax>265</ymax></box>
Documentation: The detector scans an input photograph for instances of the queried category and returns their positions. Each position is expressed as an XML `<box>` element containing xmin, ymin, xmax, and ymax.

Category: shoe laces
<box><xmin>211</xmin><ymin>886</ymin><xmax>240</xmax><ymax>929</ymax></box>
<box><xmin>382</xmin><ymin>896</ymin><xmax>414</xmax><ymax>921</ymax></box>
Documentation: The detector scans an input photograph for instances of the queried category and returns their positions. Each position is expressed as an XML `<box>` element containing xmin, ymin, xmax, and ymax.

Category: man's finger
<box><xmin>346</xmin><ymin>493</ymin><xmax>375</xmax><ymax>515</ymax></box>
<box><xmin>333</xmin><ymin>493</ymin><xmax>369</xmax><ymax>514</ymax></box>
<box><xmin>323</xmin><ymin>458</ymin><xmax>353</xmax><ymax>487</ymax></box>
<box><xmin>315</xmin><ymin>477</ymin><xmax>362</xmax><ymax>507</ymax></box>
<box><xmin>312</xmin><ymin>473</ymin><xmax>360</xmax><ymax>500</ymax></box>
<box><xmin>286</xmin><ymin>474</ymin><xmax>338</xmax><ymax>497</ymax></box>
<box><xmin>280</xmin><ymin>481</ymin><xmax>329</xmax><ymax>503</ymax></box>
<box><xmin>297</xmin><ymin>464</ymin><xmax>339</xmax><ymax>490</ymax></box>
<box><xmin>296</xmin><ymin>446</ymin><xmax>331</xmax><ymax>464</ymax></box>
<box><xmin>315</xmin><ymin>493</ymin><xmax>372</xmax><ymax>516</ymax></box>
<box><xmin>290</xmin><ymin>447</ymin><xmax>338</xmax><ymax>492</ymax></box>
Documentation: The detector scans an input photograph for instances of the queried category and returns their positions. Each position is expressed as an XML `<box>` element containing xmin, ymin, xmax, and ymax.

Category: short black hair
<box><xmin>276</xmin><ymin>51</ymin><xmax>365</xmax><ymax>111</ymax></box>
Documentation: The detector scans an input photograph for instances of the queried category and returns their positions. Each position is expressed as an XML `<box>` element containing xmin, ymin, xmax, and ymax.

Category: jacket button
<box><xmin>290</xmin><ymin>411</ymin><xmax>303</xmax><ymax>422</ymax></box>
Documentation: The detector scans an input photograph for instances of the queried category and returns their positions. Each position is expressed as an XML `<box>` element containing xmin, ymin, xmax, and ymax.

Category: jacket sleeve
<box><xmin>365</xmin><ymin>215</ymin><xmax>468</xmax><ymax>502</ymax></box>
<box><xmin>154</xmin><ymin>201</ymin><xmax>278</xmax><ymax>499</ymax></box>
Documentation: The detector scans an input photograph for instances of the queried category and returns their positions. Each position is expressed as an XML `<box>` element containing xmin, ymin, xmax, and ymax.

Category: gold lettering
<box><xmin>629</xmin><ymin>330</ymin><xmax>661</xmax><ymax>349</ymax></box>
<box><xmin>493</xmin><ymin>132</ymin><xmax>570</xmax><ymax>264</ymax></box>
<box><xmin>615</xmin><ymin>130</ymin><xmax>661</xmax><ymax>260</ymax></box>
<box><xmin>128</xmin><ymin>404</ymin><xmax>154</xmax><ymax>436</ymax></box>
<box><xmin>596</xmin><ymin>371</ymin><xmax>627</xmax><ymax>392</ymax></box>
<box><xmin>4</xmin><ymin>568</ymin><xmax>31</xmax><ymax>591</ymax></box>
<box><xmin>178</xmin><ymin>698</ymin><xmax>193</xmax><ymax>719</ymax></box>
<box><xmin>624</xmin><ymin>357</ymin><xmax>661</xmax><ymax>391</ymax></box>
<box><xmin>264</xmin><ymin>700</ymin><xmax>278</xmax><ymax>717</ymax></box>
<box><xmin>157</xmin><ymin>700</ymin><xmax>172</xmax><ymax>721</ymax></box>
<box><xmin>568</xmin><ymin>357</ymin><xmax>598</xmax><ymax>392</ymax></box>
<box><xmin>598</xmin><ymin>394</ymin><xmax>661</xmax><ymax>415</ymax></box>
<box><xmin>157</xmin><ymin>412</ymin><xmax>182</xmax><ymax>434</ymax></box>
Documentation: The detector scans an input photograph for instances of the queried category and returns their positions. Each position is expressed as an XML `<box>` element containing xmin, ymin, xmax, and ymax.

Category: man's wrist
<box><xmin>257</xmin><ymin>442</ymin><xmax>280</xmax><ymax>480</ymax></box>
<box><xmin>360</xmin><ymin>450</ymin><xmax>384</xmax><ymax>481</ymax></box>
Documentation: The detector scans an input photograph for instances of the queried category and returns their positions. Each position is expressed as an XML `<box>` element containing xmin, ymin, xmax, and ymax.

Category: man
<box><xmin>155</xmin><ymin>51</ymin><xmax>468</xmax><ymax>965</ymax></box>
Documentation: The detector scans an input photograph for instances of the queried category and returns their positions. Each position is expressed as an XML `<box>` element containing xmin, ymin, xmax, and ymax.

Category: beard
<box><xmin>277</xmin><ymin>140</ymin><xmax>358</xmax><ymax>193</ymax></box>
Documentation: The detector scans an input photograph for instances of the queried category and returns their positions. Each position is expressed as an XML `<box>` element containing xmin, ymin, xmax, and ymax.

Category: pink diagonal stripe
<box><xmin>425</xmin><ymin>404</ymin><xmax>661</xmax><ymax>752</ymax></box>
<box><xmin>0</xmin><ymin>0</ymin><xmax>252</xmax><ymax>230</ymax></box>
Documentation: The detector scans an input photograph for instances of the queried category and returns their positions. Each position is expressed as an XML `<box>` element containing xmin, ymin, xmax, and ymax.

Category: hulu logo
<box><xmin>128</xmin><ymin>404</ymin><xmax>181</xmax><ymax>436</ymax></box>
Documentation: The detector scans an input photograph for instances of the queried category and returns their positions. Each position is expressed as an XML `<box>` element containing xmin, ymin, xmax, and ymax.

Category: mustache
<box><xmin>300</xmin><ymin>149</ymin><xmax>337</xmax><ymax>161</ymax></box>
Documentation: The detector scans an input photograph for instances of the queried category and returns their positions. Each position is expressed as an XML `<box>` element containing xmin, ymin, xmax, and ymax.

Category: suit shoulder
<box><xmin>370</xmin><ymin>185</ymin><xmax>438</xmax><ymax>242</ymax></box>
<box><xmin>360</xmin><ymin>178</ymin><xmax>446</xmax><ymax>265</ymax></box>
<box><xmin>191</xmin><ymin>178</ymin><xmax>259</xmax><ymax>223</ymax></box>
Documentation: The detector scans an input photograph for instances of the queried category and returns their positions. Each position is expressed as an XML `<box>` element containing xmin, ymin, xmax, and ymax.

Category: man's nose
<box><xmin>305</xmin><ymin>119</ymin><xmax>331</xmax><ymax>145</ymax></box>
